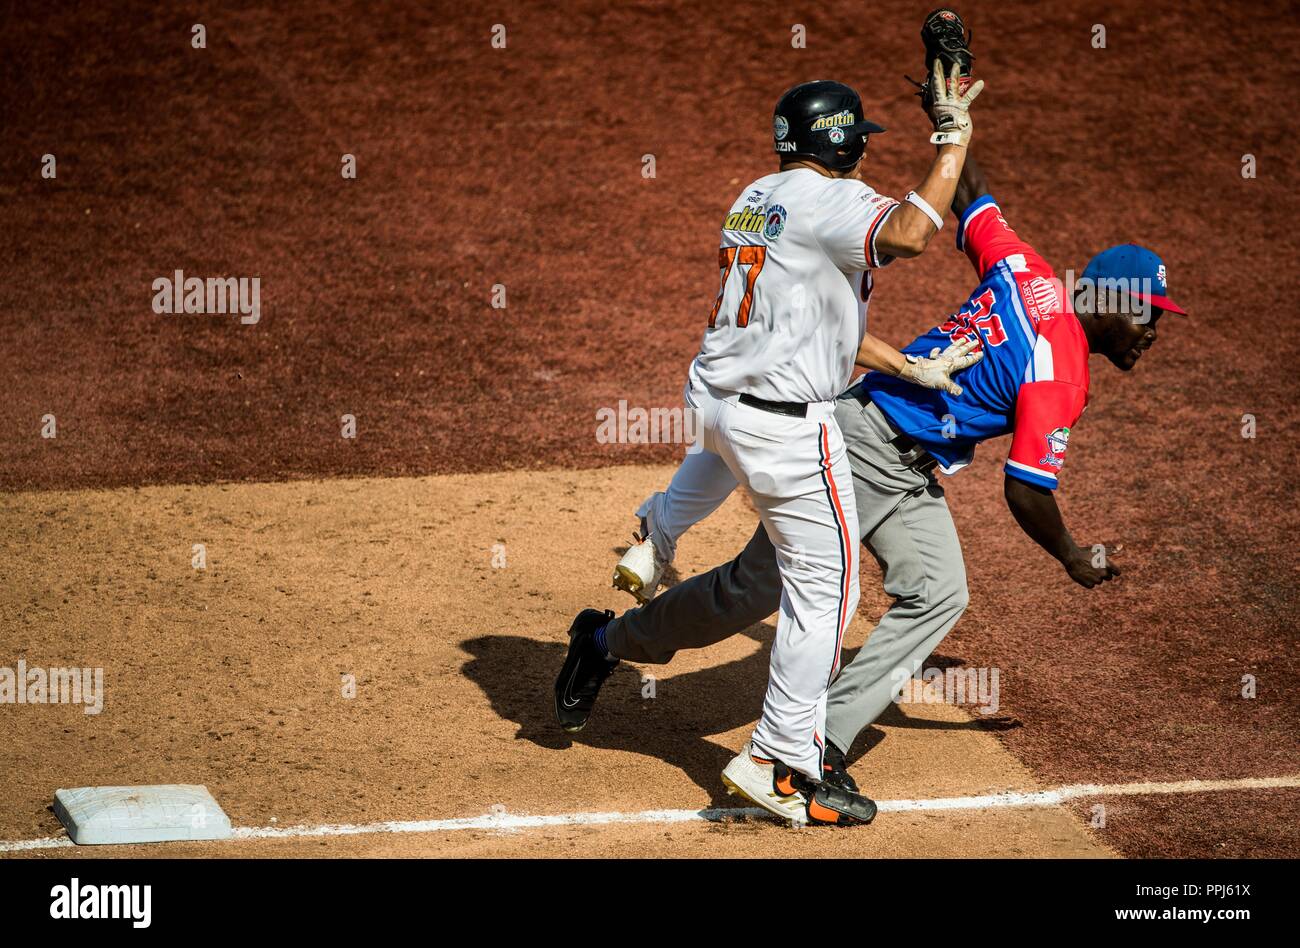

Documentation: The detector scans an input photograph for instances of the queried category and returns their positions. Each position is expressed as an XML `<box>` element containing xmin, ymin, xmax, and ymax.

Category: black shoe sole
<box><xmin>806</xmin><ymin>783</ymin><xmax>877</xmax><ymax>826</ymax></box>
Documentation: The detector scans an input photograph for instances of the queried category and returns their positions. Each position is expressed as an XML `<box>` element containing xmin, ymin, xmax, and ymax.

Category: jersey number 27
<box><xmin>708</xmin><ymin>246</ymin><xmax>767</xmax><ymax>329</ymax></box>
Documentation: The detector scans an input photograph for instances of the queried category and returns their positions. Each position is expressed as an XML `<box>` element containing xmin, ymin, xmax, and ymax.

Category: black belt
<box><xmin>739</xmin><ymin>393</ymin><xmax>807</xmax><ymax>418</ymax></box>
<box><xmin>868</xmin><ymin>397</ymin><xmax>939</xmax><ymax>473</ymax></box>
<box><xmin>888</xmin><ymin>429</ymin><xmax>920</xmax><ymax>452</ymax></box>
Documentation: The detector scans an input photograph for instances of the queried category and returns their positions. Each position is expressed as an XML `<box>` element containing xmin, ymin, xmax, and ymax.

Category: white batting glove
<box><xmin>898</xmin><ymin>336</ymin><xmax>983</xmax><ymax>396</ymax></box>
<box><xmin>928</xmin><ymin>60</ymin><xmax>984</xmax><ymax>147</ymax></box>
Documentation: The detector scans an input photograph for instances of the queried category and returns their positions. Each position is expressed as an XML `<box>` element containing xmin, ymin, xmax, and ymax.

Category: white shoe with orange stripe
<box><xmin>721</xmin><ymin>741</ymin><xmax>808</xmax><ymax>826</ymax></box>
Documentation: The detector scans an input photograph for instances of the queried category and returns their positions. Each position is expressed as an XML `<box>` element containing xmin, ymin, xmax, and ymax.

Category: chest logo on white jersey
<box><xmin>724</xmin><ymin>205</ymin><xmax>766</xmax><ymax>234</ymax></box>
<box><xmin>724</xmin><ymin>203</ymin><xmax>788</xmax><ymax>240</ymax></box>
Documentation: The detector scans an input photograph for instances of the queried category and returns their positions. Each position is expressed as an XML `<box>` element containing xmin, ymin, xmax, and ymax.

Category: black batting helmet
<box><xmin>772</xmin><ymin>80</ymin><xmax>886</xmax><ymax>172</ymax></box>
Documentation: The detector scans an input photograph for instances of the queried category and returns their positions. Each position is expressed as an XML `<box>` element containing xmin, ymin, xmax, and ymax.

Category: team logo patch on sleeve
<box><xmin>1040</xmin><ymin>426</ymin><xmax>1070</xmax><ymax>468</ymax></box>
<box><xmin>763</xmin><ymin>204</ymin><xmax>787</xmax><ymax>240</ymax></box>
<box><xmin>1024</xmin><ymin>277</ymin><xmax>1061</xmax><ymax>319</ymax></box>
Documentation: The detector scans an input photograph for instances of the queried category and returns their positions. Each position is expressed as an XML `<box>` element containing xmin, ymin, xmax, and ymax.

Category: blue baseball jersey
<box><xmin>858</xmin><ymin>195</ymin><xmax>1091</xmax><ymax>490</ymax></box>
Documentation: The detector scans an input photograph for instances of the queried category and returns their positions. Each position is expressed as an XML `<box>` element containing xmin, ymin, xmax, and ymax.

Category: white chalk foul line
<box><xmin>4</xmin><ymin>773</ymin><xmax>1298</xmax><ymax>853</ymax></box>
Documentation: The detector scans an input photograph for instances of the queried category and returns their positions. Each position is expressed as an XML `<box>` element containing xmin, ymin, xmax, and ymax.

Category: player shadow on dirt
<box><xmin>461</xmin><ymin>624</ymin><xmax>772</xmax><ymax>805</ymax></box>
<box><xmin>842</xmin><ymin>652</ymin><xmax>1022</xmax><ymax>767</ymax></box>
<box><xmin>461</xmin><ymin>627</ymin><xmax>1018</xmax><ymax>804</ymax></box>
<box><xmin>849</xmin><ymin>702</ymin><xmax>1022</xmax><ymax>765</ymax></box>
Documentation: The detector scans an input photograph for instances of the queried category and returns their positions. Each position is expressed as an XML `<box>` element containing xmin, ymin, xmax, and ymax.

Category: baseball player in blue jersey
<box><xmin>552</xmin><ymin>130</ymin><xmax>1186</xmax><ymax>806</ymax></box>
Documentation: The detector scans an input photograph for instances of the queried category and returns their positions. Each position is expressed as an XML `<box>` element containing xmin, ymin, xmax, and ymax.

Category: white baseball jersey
<box><xmin>692</xmin><ymin>168</ymin><xmax>899</xmax><ymax>404</ymax></box>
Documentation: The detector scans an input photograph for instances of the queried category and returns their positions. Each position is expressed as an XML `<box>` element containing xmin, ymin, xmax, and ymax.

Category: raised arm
<box><xmin>951</xmin><ymin>147</ymin><xmax>990</xmax><ymax>219</ymax></box>
<box><xmin>875</xmin><ymin>61</ymin><xmax>984</xmax><ymax>258</ymax></box>
<box><xmin>875</xmin><ymin>142</ymin><xmax>969</xmax><ymax>258</ymax></box>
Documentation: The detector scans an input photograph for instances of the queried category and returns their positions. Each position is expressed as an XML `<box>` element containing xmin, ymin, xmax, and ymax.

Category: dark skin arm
<box><xmin>951</xmin><ymin>148</ymin><xmax>990</xmax><ymax>218</ymax></box>
<box><xmin>960</xmin><ymin>148</ymin><xmax>1117</xmax><ymax>588</ymax></box>
<box><xmin>1004</xmin><ymin>476</ymin><xmax>1120</xmax><ymax>588</ymax></box>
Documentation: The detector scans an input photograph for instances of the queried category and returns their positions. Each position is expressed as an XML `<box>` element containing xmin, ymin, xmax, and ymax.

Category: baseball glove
<box><xmin>907</xmin><ymin>8</ymin><xmax>976</xmax><ymax>110</ymax></box>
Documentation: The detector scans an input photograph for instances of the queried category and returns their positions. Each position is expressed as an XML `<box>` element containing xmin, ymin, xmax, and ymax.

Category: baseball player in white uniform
<box><xmin>555</xmin><ymin>63</ymin><xmax>983</xmax><ymax>826</ymax></box>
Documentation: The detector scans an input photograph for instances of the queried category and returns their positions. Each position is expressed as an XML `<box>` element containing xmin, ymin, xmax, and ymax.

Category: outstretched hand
<box><xmin>898</xmin><ymin>336</ymin><xmax>983</xmax><ymax>396</ymax></box>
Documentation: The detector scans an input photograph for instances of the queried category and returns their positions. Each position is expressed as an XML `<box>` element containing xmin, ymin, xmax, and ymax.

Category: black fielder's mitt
<box><xmin>908</xmin><ymin>8</ymin><xmax>976</xmax><ymax>109</ymax></box>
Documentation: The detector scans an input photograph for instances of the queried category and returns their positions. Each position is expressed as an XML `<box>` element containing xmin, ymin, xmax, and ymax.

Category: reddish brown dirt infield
<box><xmin>1</xmin><ymin>470</ymin><xmax>1115</xmax><ymax>858</ymax></box>
<box><xmin>2</xmin><ymin>1</ymin><xmax>1298</xmax><ymax>857</ymax></box>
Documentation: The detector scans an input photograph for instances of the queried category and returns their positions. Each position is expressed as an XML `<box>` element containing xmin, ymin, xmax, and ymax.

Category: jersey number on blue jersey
<box><xmin>938</xmin><ymin>287</ymin><xmax>1006</xmax><ymax>349</ymax></box>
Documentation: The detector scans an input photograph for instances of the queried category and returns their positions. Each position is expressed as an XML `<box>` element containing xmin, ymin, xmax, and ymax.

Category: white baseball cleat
<box><xmin>611</xmin><ymin>533</ymin><xmax>665</xmax><ymax>604</ymax></box>
<box><xmin>721</xmin><ymin>741</ymin><xmax>808</xmax><ymax>826</ymax></box>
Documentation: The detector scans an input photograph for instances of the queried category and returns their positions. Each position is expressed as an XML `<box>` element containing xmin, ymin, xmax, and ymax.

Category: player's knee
<box><xmin>934</xmin><ymin>576</ymin><xmax>969</xmax><ymax>617</ymax></box>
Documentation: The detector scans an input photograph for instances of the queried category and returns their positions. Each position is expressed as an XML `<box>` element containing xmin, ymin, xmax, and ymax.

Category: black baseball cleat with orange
<box><xmin>554</xmin><ymin>608</ymin><xmax>618</xmax><ymax>733</ymax></box>
<box><xmin>804</xmin><ymin>778</ymin><xmax>877</xmax><ymax>826</ymax></box>
<box><xmin>822</xmin><ymin>742</ymin><xmax>859</xmax><ymax>793</ymax></box>
<box><xmin>775</xmin><ymin>759</ymin><xmax>877</xmax><ymax>826</ymax></box>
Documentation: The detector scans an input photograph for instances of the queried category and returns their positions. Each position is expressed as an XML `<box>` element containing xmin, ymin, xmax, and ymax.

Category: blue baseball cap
<box><xmin>1080</xmin><ymin>244</ymin><xmax>1187</xmax><ymax>316</ymax></box>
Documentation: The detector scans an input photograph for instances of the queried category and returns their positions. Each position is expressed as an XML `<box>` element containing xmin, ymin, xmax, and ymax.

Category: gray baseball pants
<box><xmin>603</xmin><ymin>388</ymin><xmax>969</xmax><ymax>756</ymax></box>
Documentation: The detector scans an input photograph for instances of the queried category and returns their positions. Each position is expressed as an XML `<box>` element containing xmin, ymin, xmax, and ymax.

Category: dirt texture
<box><xmin>1</xmin><ymin>467</ymin><xmax>1109</xmax><ymax>858</ymax></box>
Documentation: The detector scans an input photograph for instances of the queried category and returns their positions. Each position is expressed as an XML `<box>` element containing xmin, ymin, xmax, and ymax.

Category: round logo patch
<box><xmin>1046</xmin><ymin>427</ymin><xmax>1071</xmax><ymax>455</ymax></box>
<box><xmin>773</xmin><ymin>115</ymin><xmax>789</xmax><ymax>141</ymax></box>
<box><xmin>827</xmin><ymin>126</ymin><xmax>845</xmax><ymax>144</ymax></box>
<box><xmin>763</xmin><ymin>204</ymin><xmax>787</xmax><ymax>240</ymax></box>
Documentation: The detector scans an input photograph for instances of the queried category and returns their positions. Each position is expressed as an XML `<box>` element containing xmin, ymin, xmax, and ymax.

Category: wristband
<box><xmin>904</xmin><ymin>191</ymin><xmax>944</xmax><ymax>230</ymax></box>
<box><xmin>929</xmin><ymin>129</ymin><xmax>964</xmax><ymax>147</ymax></box>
